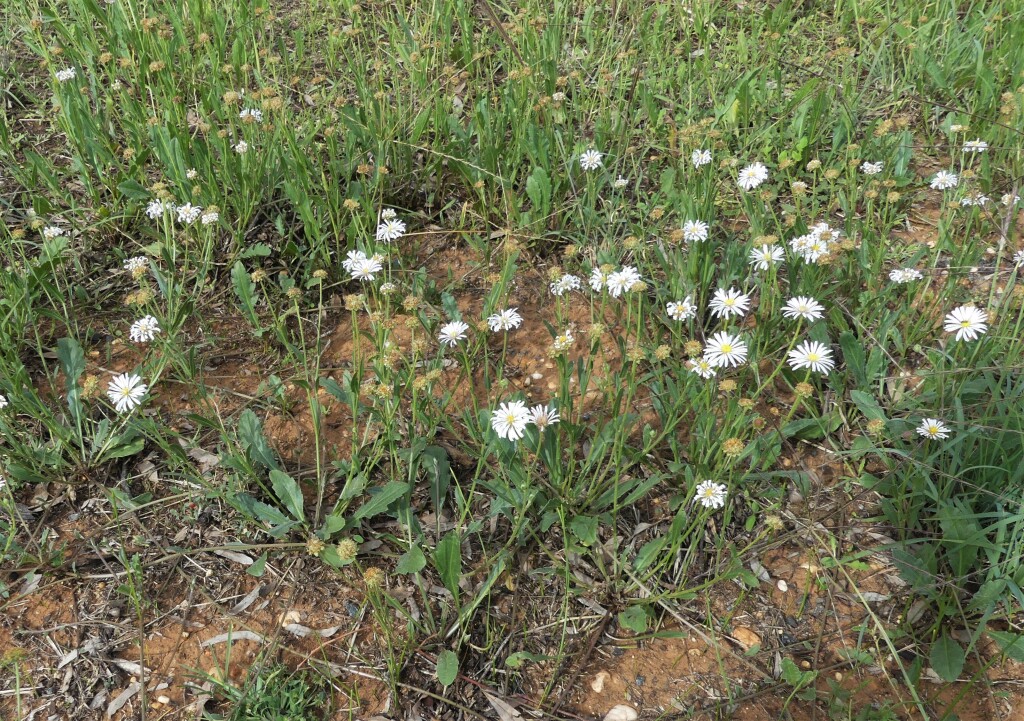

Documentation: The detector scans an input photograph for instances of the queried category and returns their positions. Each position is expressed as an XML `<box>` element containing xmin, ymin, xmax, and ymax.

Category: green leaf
<box><xmin>987</xmin><ymin>630</ymin><xmax>1024</xmax><ymax>662</ymax></box>
<box><xmin>618</xmin><ymin>605</ymin><xmax>649</xmax><ymax>634</ymax></box>
<box><xmin>239</xmin><ymin>243</ymin><xmax>272</xmax><ymax>258</ymax></box>
<box><xmin>105</xmin><ymin>435</ymin><xmax>145</xmax><ymax>459</ymax></box>
<box><xmin>395</xmin><ymin>545</ymin><xmax>427</xmax><ymax>574</ymax></box>
<box><xmin>839</xmin><ymin>331</ymin><xmax>867</xmax><ymax>387</ymax></box>
<box><xmin>117</xmin><ymin>179</ymin><xmax>151</xmax><ymax>200</ymax></box>
<box><xmin>525</xmin><ymin>166</ymin><xmax>551</xmax><ymax>216</ymax></box>
<box><xmin>436</xmin><ymin>649</ymin><xmax>458</xmax><ymax>687</ymax></box>
<box><xmin>319</xmin><ymin>513</ymin><xmax>347</xmax><ymax>536</ymax></box>
<box><xmin>237</xmin><ymin>409</ymin><xmax>279</xmax><ymax>471</ymax></box>
<box><xmin>504</xmin><ymin>651</ymin><xmax>550</xmax><ymax>669</ymax></box>
<box><xmin>320</xmin><ymin>545</ymin><xmax>350</xmax><ymax>568</ymax></box>
<box><xmin>57</xmin><ymin>337</ymin><xmax>86</xmax><ymax>423</ymax></box>
<box><xmin>247</xmin><ymin>552</ymin><xmax>268</xmax><ymax>577</ymax></box>
<box><xmin>930</xmin><ymin>633</ymin><xmax>965</xmax><ymax>682</ymax></box>
<box><xmin>569</xmin><ymin>515</ymin><xmax>599</xmax><ymax>546</ymax></box>
<box><xmin>420</xmin><ymin>445</ymin><xmax>451</xmax><ymax>513</ymax></box>
<box><xmin>270</xmin><ymin>469</ymin><xmax>305</xmax><ymax>522</ymax></box>
<box><xmin>351</xmin><ymin>481</ymin><xmax>408</xmax><ymax>522</ymax></box>
<box><xmin>849</xmin><ymin>390</ymin><xmax>886</xmax><ymax>421</ymax></box>
<box><xmin>434</xmin><ymin>531</ymin><xmax>462</xmax><ymax>598</ymax></box>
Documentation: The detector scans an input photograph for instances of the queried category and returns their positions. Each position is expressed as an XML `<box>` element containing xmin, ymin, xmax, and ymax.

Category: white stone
<box><xmin>603</xmin><ymin>705</ymin><xmax>638</xmax><ymax>721</ymax></box>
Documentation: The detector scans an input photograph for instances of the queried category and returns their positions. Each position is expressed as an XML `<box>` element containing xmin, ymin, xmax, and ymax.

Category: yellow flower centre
<box><xmin>960</xmin><ymin>320</ymin><xmax>971</xmax><ymax>327</ymax></box>
<box><xmin>807</xmin><ymin>352</ymin><xmax>820</xmax><ymax>362</ymax></box>
<box><xmin>720</xmin><ymin>343</ymin><xmax>732</xmax><ymax>353</ymax></box>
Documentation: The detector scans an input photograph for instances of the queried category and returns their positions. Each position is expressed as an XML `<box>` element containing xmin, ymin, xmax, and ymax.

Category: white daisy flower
<box><xmin>200</xmin><ymin>209</ymin><xmax>220</xmax><ymax>225</ymax></box>
<box><xmin>930</xmin><ymin>171</ymin><xmax>958</xmax><ymax>190</ymax></box>
<box><xmin>56</xmin><ymin>67</ymin><xmax>76</xmax><ymax>82</ymax></box>
<box><xmin>589</xmin><ymin>267</ymin><xmax>609</xmax><ymax>292</ymax></box>
<box><xmin>666</xmin><ymin>297</ymin><xmax>697</xmax><ymax>321</ymax></box>
<box><xmin>529</xmin><ymin>404</ymin><xmax>560</xmax><ymax>431</ymax></box>
<box><xmin>694</xmin><ymin>480</ymin><xmax>727</xmax><ymax>509</ymax></box>
<box><xmin>943</xmin><ymin>305</ymin><xmax>988</xmax><ymax>341</ymax></box>
<box><xmin>749</xmin><ymin>244</ymin><xmax>785</xmax><ymax>270</ymax></box>
<box><xmin>123</xmin><ymin>256</ymin><xmax>148</xmax><ymax>273</ymax></box>
<box><xmin>962</xmin><ymin>139</ymin><xmax>988</xmax><ymax>153</ymax></box>
<box><xmin>689</xmin><ymin>358</ymin><xmax>716</xmax><ymax>379</ymax></box>
<box><xmin>233</xmin><ymin>140</ymin><xmax>249</xmax><ymax>154</ymax></box>
<box><xmin>704</xmin><ymin>331</ymin><xmax>748</xmax><ymax>368</ymax></box>
<box><xmin>129</xmin><ymin>315</ymin><xmax>161</xmax><ymax>343</ymax></box>
<box><xmin>683</xmin><ymin>219</ymin><xmax>709</xmax><ymax>243</ymax></box>
<box><xmin>146</xmin><ymin>199</ymin><xmax>174</xmax><ymax>219</ymax></box>
<box><xmin>550</xmin><ymin>274</ymin><xmax>582</xmax><ymax>296</ymax></box>
<box><xmin>106</xmin><ymin>373</ymin><xmax>148</xmax><ymax>413</ymax></box>
<box><xmin>787</xmin><ymin>340</ymin><xmax>835</xmax><ymax>374</ymax></box>
<box><xmin>579</xmin><ymin>149</ymin><xmax>603</xmax><ymax>171</ymax></box>
<box><xmin>376</xmin><ymin>218</ymin><xmax>406</xmax><ymax>243</ymax></box>
<box><xmin>487</xmin><ymin>308</ymin><xmax>524</xmax><ymax>332</ymax></box>
<box><xmin>438</xmin><ymin>320</ymin><xmax>470</xmax><ymax>347</ymax></box>
<box><xmin>1002</xmin><ymin>194</ymin><xmax>1021</xmax><ymax>207</ymax></box>
<box><xmin>691</xmin><ymin>149</ymin><xmax>712</xmax><ymax>168</ymax></box>
<box><xmin>889</xmin><ymin>268</ymin><xmax>923</xmax><ymax>283</ymax></box>
<box><xmin>491</xmin><ymin>400</ymin><xmax>531</xmax><ymax>441</ymax></box>
<box><xmin>552</xmin><ymin>329</ymin><xmax>574</xmax><ymax>352</ymax></box>
<box><xmin>960</xmin><ymin>193</ymin><xmax>989</xmax><ymax>207</ymax></box>
<box><xmin>1013</xmin><ymin>250</ymin><xmax>1024</xmax><ymax>267</ymax></box>
<box><xmin>737</xmin><ymin>162</ymin><xmax>769</xmax><ymax>191</ymax></box>
<box><xmin>916</xmin><ymin>418</ymin><xmax>950</xmax><ymax>440</ymax></box>
<box><xmin>239</xmin><ymin>108</ymin><xmax>263</xmax><ymax>123</ymax></box>
<box><xmin>42</xmin><ymin>225</ymin><xmax>64</xmax><ymax>239</ymax></box>
<box><xmin>708</xmin><ymin>288</ymin><xmax>751</xmax><ymax>319</ymax></box>
<box><xmin>606</xmin><ymin>266</ymin><xmax>641</xmax><ymax>298</ymax></box>
<box><xmin>176</xmin><ymin>203</ymin><xmax>202</xmax><ymax>224</ymax></box>
<box><xmin>613</xmin><ymin>175</ymin><xmax>629</xmax><ymax>188</ymax></box>
<box><xmin>782</xmin><ymin>296</ymin><xmax>824</xmax><ymax>322</ymax></box>
<box><xmin>789</xmin><ymin>228</ymin><xmax>834</xmax><ymax>264</ymax></box>
<box><xmin>0</xmin><ymin>394</ymin><xmax>7</xmax><ymax>409</ymax></box>
<box><xmin>860</xmin><ymin>161</ymin><xmax>883</xmax><ymax>175</ymax></box>
<box><xmin>342</xmin><ymin>250</ymin><xmax>383</xmax><ymax>281</ymax></box>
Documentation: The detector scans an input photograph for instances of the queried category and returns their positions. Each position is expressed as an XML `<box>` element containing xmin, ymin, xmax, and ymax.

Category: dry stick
<box><xmin>476</xmin><ymin>0</ymin><xmax>525</xmax><ymax>67</ymax></box>
<box><xmin>546</xmin><ymin>610</ymin><xmax>613</xmax><ymax>716</ymax></box>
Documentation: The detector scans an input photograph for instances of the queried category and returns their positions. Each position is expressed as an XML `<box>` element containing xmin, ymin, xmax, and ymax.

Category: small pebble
<box><xmin>603</xmin><ymin>705</ymin><xmax>638</xmax><ymax>721</ymax></box>
<box><xmin>531</xmin><ymin>372</ymin><xmax>543</xmax><ymax>380</ymax></box>
<box><xmin>156</xmin><ymin>696</ymin><xmax>171</xmax><ymax>705</ymax></box>
<box><xmin>634</xmin><ymin>674</ymin><xmax>645</xmax><ymax>687</ymax></box>
<box><xmin>776</xmin><ymin>579</ymin><xmax>789</xmax><ymax>592</ymax></box>
<box><xmin>590</xmin><ymin>671</ymin><xmax>609</xmax><ymax>693</ymax></box>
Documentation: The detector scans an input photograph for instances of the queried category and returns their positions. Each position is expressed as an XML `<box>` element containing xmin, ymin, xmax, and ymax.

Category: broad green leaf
<box><xmin>987</xmin><ymin>630</ymin><xmax>1024</xmax><ymax>662</ymax></box>
<box><xmin>247</xmin><ymin>552</ymin><xmax>268</xmax><ymax>577</ymax></box>
<box><xmin>352</xmin><ymin>481</ymin><xmax>408</xmax><ymax>522</ymax></box>
<box><xmin>849</xmin><ymin>390</ymin><xmax>886</xmax><ymax>421</ymax></box>
<box><xmin>434</xmin><ymin>531</ymin><xmax>462</xmax><ymax>598</ymax></box>
<box><xmin>237</xmin><ymin>409</ymin><xmax>279</xmax><ymax>471</ymax></box>
<box><xmin>269</xmin><ymin>470</ymin><xmax>304</xmax><ymax>522</ymax></box>
<box><xmin>436</xmin><ymin>649</ymin><xmax>458</xmax><ymax>687</ymax></box>
<box><xmin>569</xmin><ymin>515</ymin><xmax>599</xmax><ymax>546</ymax></box>
<box><xmin>395</xmin><ymin>545</ymin><xmax>427</xmax><ymax>574</ymax></box>
<box><xmin>106</xmin><ymin>435</ymin><xmax>145</xmax><ymax>459</ymax></box>
<box><xmin>618</xmin><ymin>605</ymin><xmax>649</xmax><ymax>634</ymax></box>
<box><xmin>930</xmin><ymin>633</ymin><xmax>965</xmax><ymax>682</ymax></box>
<box><xmin>117</xmin><ymin>179</ymin><xmax>150</xmax><ymax>200</ymax></box>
